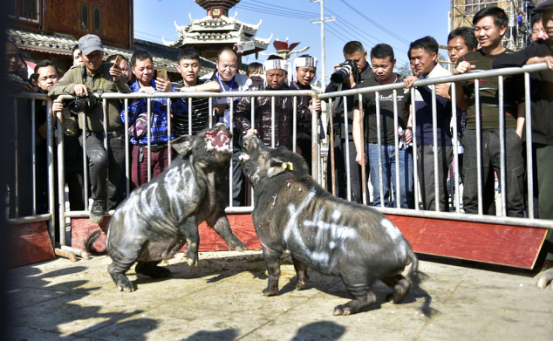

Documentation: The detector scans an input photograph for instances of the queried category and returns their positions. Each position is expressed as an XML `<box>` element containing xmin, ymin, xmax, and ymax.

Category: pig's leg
<box><xmin>108</xmin><ymin>247</ymin><xmax>142</xmax><ymax>292</ymax></box>
<box><xmin>334</xmin><ymin>274</ymin><xmax>377</xmax><ymax>316</ymax></box>
<box><xmin>536</xmin><ymin>269</ymin><xmax>553</xmax><ymax>289</ymax></box>
<box><xmin>262</xmin><ymin>246</ymin><xmax>282</xmax><ymax>296</ymax></box>
<box><xmin>178</xmin><ymin>217</ymin><xmax>199</xmax><ymax>267</ymax></box>
<box><xmin>135</xmin><ymin>261</ymin><xmax>172</xmax><ymax>278</ymax></box>
<box><xmin>383</xmin><ymin>275</ymin><xmax>411</xmax><ymax>303</ymax></box>
<box><xmin>291</xmin><ymin>256</ymin><xmax>309</xmax><ymax>289</ymax></box>
<box><xmin>207</xmin><ymin>211</ymin><xmax>247</xmax><ymax>251</ymax></box>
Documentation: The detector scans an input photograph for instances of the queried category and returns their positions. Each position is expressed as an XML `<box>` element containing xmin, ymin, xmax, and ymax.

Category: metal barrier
<box><xmin>55</xmin><ymin>89</ymin><xmax>319</xmax><ymax>244</ymax></box>
<box><xmin>8</xmin><ymin>63</ymin><xmax>552</xmax><ymax>253</ymax></box>
<box><xmin>318</xmin><ymin>62</ymin><xmax>553</xmax><ymax>230</ymax></box>
<box><xmin>5</xmin><ymin>92</ymin><xmax>56</xmax><ymax>248</ymax></box>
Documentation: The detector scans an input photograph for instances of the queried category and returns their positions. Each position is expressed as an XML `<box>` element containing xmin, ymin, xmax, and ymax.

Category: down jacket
<box><xmin>234</xmin><ymin>82</ymin><xmax>311</xmax><ymax>149</ymax></box>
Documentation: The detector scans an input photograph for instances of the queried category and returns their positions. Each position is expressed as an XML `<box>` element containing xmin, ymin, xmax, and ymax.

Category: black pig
<box><xmin>239</xmin><ymin>135</ymin><xmax>422</xmax><ymax>315</ymax></box>
<box><xmin>88</xmin><ymin>124</ymin><xmax>246</xmax><ymax>292</ymax></box>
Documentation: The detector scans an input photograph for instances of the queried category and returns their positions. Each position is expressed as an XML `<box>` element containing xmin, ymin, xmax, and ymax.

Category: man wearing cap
<box><xmin>493</xmin><ymin>0</ymin><xmax>553</xmax><ymax>282</ymax></box>
<box><xmin>50</xmin><ymin>34</ymin><xmax>131</xmax><ymax>224</ymax></box>
<box><xmin>234</xmin><ymin>56</ymin><xmax>310</xmax><ymax>150</ymax></box>
<box><xmin>290</xmin><ymin>54</ymin><xmax>321</xmax><ymax>171</ymax></box>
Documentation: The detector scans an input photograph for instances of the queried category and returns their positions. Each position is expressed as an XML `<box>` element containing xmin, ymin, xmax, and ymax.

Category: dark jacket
<box><xmin>324</xmin><ymin>63</ymin><xmax>374</xmax><ymax>139</ymax></box>
<box><xmin>234</xmin><ymin>81</ymin><xmax>310</xmax><ymax>149</ymax></box>
<box><xmin>49</xmin><ymin>63</ymin><xmax>131</xmax><ymax>133</ymax></box>
<box><xmin>492</xmin><ymin>40</ymin><xmax>553</xmax><ymax>145</ymax></box>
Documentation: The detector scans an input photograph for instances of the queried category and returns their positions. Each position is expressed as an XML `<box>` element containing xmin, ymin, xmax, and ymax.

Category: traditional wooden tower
<box><xmin>163</xmin><ymin>0</ymin><xmax>272</xmax><ymax>60</ymax></box>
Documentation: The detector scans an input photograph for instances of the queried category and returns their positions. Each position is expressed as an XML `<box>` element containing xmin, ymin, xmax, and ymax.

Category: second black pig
<box><xmin>239</xmin><ymin>135</ymin><xmax>423</xmax><ymax>315</ymax></box>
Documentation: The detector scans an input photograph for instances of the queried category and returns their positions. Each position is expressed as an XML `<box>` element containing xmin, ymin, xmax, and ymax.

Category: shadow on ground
<box><xmin>7</xmin><ymin>264</ymin><xmax>157</xmax><ymax>340</ymax></box>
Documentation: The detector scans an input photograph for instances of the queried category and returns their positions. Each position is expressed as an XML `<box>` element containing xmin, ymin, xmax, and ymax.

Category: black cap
<box><xmin>534</xmin><ymin>0</ymin><xmax>553</xmax><ymax>13</ymax></box>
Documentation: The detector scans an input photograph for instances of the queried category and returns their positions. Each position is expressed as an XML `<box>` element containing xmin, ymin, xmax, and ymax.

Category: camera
<box><xmin>330</xmin><ymin>59</ymin><xmax>359</xmax><ymax>83</ymax></box>
<box><xmin>68</xmin><ymin>90</ymin><xmax>102</xmax><ymax>114</ymax></box>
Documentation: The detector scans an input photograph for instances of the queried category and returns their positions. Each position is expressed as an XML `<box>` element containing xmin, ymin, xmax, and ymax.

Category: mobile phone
<box><xmin>29</xmin><ymin>73</ymin><xmax>39</xmax><ymax>83</ymax></box>
<box><xmin>157</xmin><ymin>69</ymin><xmax>168</xmax><ymax>81</ymax></box>
<box><xmin>113</xmin><ymin>55</ymin><xmax>122</xmax><ymax>68</ymax></box>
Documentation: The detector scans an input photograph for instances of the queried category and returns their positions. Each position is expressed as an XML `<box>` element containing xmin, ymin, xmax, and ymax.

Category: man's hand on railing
<box><xmin>403</xmin><ymin>75</ymin><xmax>418</xmax><ymax>89</ymax></box>
<box><xmin>155</xmin><ymin>77</ymin><xmax>173</xmax><ymax>92</ymax></box>
<box><xmin>309</xmin><ymin>99</ymin><xmax>322</xmax><ymax>114</ymax></box>
<box><xmin>525</xmin><ymin>55</ymin><xmax>553</xmax><ymax>70</ymax></box>
<box><xmin>453</xmin><ymin>61</ymin><xmax>475</xmax><ymax>75</ymax></box>
<box><xmin>74</xmin><ymin>84</ymin><xmax>89</xmax><ymax>97</ymax></box>
<box><xmin>137</xmin><ymin>86</ymin><xmax>156</xmax><ymax>95</ymax></box>
<box><xmin>52</xmin><ymin>99</ymin><xmax>63</xmax><ymax>113</ymax></box>
<box><xmin>435</xmin><ymin>83</ymin><xmax>451</xmax><ymax>100</ymax></box>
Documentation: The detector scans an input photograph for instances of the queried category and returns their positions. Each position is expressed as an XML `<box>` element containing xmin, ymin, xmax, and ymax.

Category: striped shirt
<box><xmin>121</xmin><ymin>79</ymin><xmax>187</xmax><ymax>145</ymax></box>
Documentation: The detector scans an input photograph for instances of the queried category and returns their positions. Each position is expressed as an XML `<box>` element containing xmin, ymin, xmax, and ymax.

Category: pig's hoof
<box><xmin>333</xmin><ymin>305</ymin><xmax>351</xmax><ymax>316</ymax></box>
<box><xmin>537</xmin><ymin>275</ymin><xmax>549</xmax><ymax>289</ymax></box>
<box><xmin>535</xmin><ymin>269</ymin><xmax>553</xmax><ymax>289</ymax></box>
<box><xmin>295</xmin><ymin>278</ymin><xmax>308</xmax><ymax>290</ymax></box>
<box><xmin>186</xmin><ymin>257</ymin><xmax>198</xmax><ymax>267</ymax></box>
<box><xmin>228</xmin><ymin>240</ymin><xmax>247</xmax><ymax>252</ymax></box>
<box><xmin>234</xmin><ymin>244</ymin><xmax>247</xmax><ymax>252</ymax></box>
<box><xmin>262</xmin><ymin>288</ymin><xmax>278</xmax><ymax>296</ymax></box>
<box><xmin>116</xmin><ymin>278</ymin><xmax>134</xmax><ymax>292</ymax></box>
<box><xmin>333</xmin><ymin>304</ymin><xmax>355</xmax><ymax>316</ymax></box>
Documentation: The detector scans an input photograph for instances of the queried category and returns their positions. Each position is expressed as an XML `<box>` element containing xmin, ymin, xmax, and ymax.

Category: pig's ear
<box><xmin>171</xmin><ymin>135</ymin><xmax>194</xmax><ymax>155</ymax></box>
<box><xmin>267</xmin><ymin>159</ymin><xmax>293</xmax><ymax>178</ymax></box>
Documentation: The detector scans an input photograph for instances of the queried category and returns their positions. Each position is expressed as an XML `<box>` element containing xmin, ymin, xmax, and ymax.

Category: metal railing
<box><xmin>55</xmin><ymin>89</ymin><xmax>319</xmax><ymax>241</ymax></box>
<box><xmin>6</xmin><ymin>63</ymin><xmax>552</xmax><ymax>253</ymax></box>
<box><xmin>319</xmin><ymin>62</ymin><xmax>553</xmax><ymax>229</ymax></box>
<box><xmin>5</xmin><ymin>92</ymin><xmax>56</xmax><ymax>248</ymax></box>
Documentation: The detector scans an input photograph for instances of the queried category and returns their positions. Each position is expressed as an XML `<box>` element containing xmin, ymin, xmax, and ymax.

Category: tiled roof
<box><xmin>7</xmin><ymin>29</ymin><xmax>217</xmax><ymax>75</ymax></box>
<box><xmin>163</xmin><ymin>13</ymin><xmax>271</xmax><ymax>50</ymax></box>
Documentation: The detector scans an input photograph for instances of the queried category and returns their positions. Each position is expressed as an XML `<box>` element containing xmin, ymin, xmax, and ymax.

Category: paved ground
<box><xmin>6</xmin><ymin>250</ymin><xmax>553</xmax><ymax>341</ymax></box>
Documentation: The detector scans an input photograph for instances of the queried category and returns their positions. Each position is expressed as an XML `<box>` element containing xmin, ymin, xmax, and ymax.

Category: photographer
<box><xmin>49</xmin><ymin>34</ymin><xmax>131</xmax><ymax>224</ymax></box>
<box><xmin>325</xmin><ymin>41</ymin><xmax>373</xmax><ymax>203</ymax></box>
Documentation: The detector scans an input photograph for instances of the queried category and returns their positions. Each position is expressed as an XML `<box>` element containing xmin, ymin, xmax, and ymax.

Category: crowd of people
<box><xmin>5</xmin><ymin>4</ymin><xmax>553</xmax><ymax>261</ymax></box>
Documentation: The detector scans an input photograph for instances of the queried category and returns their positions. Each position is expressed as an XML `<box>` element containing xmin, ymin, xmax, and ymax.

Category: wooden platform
<box><xmin>386</xmin><ymin>215</ymin><xmax>547</xmax><ymax>269</ymax></box>
<box><xmin>9</xmin><ymin>221</ymin><xmax>55</xmax><ymax>267</ymax></box>
<box><xmin>70</xmin><ymin>213</ymin><xmax>546</xmax><ymax>269</ymax></box>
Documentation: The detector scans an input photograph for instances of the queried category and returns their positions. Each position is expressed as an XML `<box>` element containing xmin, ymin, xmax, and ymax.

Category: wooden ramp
<box><xmin>70</xmin><ymin>213</ymin><xmax>546</xmax><ymax>269</ymax></box>
<box><xmin>386</xmin><ymin>214</ymin><xmax>547</xmax><ymax>269</ymax></box>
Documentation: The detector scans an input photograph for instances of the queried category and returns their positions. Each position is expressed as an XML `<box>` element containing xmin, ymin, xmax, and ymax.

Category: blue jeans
<box><xmin>367</xmin><ymin>143</ymin><xmax>414</xmax><ymax>208</ymax></box>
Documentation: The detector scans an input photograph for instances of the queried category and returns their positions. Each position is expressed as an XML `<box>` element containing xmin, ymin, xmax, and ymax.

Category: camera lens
<box><xmin>68</xmin><ymin>99</ymin><xmax>86</xmax><ymax>114</ymax></box>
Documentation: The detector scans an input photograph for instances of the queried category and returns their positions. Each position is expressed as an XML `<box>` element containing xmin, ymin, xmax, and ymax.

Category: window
<box><xmin>80</xmin><ymin>2</ymin><xmax>102</xmax><ymax>33</ymax></box>
<box><xmin>7</xmin><ymin>0</ymin><xmax>40</xmax><ymax>24</ymax></box>
<box><xmin>81</xmin><ymin>3</ymin><xmax>89</xmax><ymax>31</ymax></box>
<box><xmin>7</xmin><ymin>1</ymin><xmax>16</xmax><ymax>17</ymax></box>
<box><xmin>19</xmin><ymin>0</ymin><xmax>39</xmax><ymax>22</ymax></box>
<box><xmin>93</xmin><ymin>5</ymin><xmax>101</xmax><ymax>33</ymax></box>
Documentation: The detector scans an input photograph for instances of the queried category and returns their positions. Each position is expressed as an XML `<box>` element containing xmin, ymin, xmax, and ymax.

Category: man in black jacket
<box><xmin>325</xmin><ymin>41</ymin><xmax>373</xmax><ymax>203</ymax></box>
<box><xmin>492</xmin><ymin>0</ymin><xmax>553</xmax><ymax>281</ymax></box>
<box><xmin>290</xmin><ymin>54</ymin><xmax>321</xmax><ymax>172</ymax></box>
<box><xmin>234</xmin><ymin>56</ymin><xmax>310</xmax><ymax>150</ymax></box>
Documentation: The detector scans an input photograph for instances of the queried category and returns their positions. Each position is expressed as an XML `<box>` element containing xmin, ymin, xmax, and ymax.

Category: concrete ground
<box><xmin>6</xmin><ymin>250</ymin><xmax>553</xmax><ymax>341</ymax></box>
